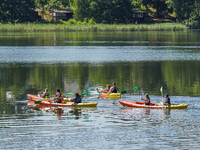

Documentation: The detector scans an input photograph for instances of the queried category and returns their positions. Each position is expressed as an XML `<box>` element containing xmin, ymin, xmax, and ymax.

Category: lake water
<box><xmin>0</xmin><ymin>31</ymin><xmax>200</xmax><ymax>149</ymax></box>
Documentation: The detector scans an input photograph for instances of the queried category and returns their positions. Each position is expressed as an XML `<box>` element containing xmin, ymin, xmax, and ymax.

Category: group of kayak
<box><xmin>98</xmin><ymin>82</ymin><xmax>171</xmax><ymax>106</ymax></box>
<box><xmin>27</xmin><ymin>82</ymin><xmax>188</xmax><ymax>109</ymax></box>
<box><xmin>37</xmin><ymin>88</ymin><xmax>82</xmax><ymax>104</ymax></box>
<box><xmin>97</xmin><ymin>82</ymin><xmax>120</xmax><ymax>94</ymax></box>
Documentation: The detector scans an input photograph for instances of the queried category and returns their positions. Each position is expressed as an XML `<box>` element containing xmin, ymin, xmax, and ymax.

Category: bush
<box><xmin>67</xmin><ymin>19</ymin><xmax>77</xmax><ymax>24</ymax></box>
<box><xmin>88</xmin><ymin>18</ymin><xmax>96</xmax><ymax>25</ymax></box>
<box><xmin>183</xmin><ymin>19</ymin><xmax>200</xmax><ymax>29</ymax></box>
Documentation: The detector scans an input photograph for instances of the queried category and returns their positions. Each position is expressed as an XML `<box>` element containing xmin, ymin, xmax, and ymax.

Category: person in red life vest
<box><xmin>56</xmin><ymin>89</ymin><xmax>63</xmax><ymax>103</ymax></box>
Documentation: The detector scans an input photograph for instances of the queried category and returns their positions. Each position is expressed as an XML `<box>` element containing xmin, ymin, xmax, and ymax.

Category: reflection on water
<box><xmin>0</xmin><ymin>31</ymin><xmax>200</xmax><ymax>149</ymax></box>
<box><xmin>1</xmin><ymin>31</ymin><xmax>200</xmax><ymax>46</ymax></box>
<box><xmin>0</xmin><ymin>90</ymin><xmax>199</xmax><ymax>149</ymax></box>
<box><xmin>0</xmin><ymin>61</ymin><xmax>200</xmax><ymax>104</ymax></box>
<box><xmin>1</xmin><ymin>46</ymin><xmax>200</xmax><ymax>63</ymax></box>
<box><xmin>29</xmin><ymin>101</ymin><xmax>89</xmax><ymax>120</ymax></box>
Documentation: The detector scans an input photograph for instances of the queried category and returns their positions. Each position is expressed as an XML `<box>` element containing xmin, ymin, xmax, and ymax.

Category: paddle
<box><xmin>118</xmin><ymin>89</ymin><xmax>127</xmax><ymax>94</ymax></box>
<box><xmin>33</xmin><ymin>107</ymin><xmax>41</xmax><ymax>111</ymax></box>
<box><xmin>133</xmin><ymin>86</ymin><xmax>139</xmax><ymax>92</ymax></box>
<box><xmin>160</xmin><ymin>86</ymin><xmax>163</xmax><ymax>101</ymax></box>
<box><xmin>35</xmin><ymin>101</ymin><xmax>41</xmax><ymax>104</ymax></box>
<box><xmin>65</xmin><ymin>92</ymin><xmax>74</xmax><ymax>95</ymax></box>
<box><xmin>121</xmin><ymin>90</ymin><xmax>127</xmax><ymax>94</ymax></box>
<box><xmin>133</xmin><ymin>86</ymin><xmax>141</xmax><ymax>99</ymax></box>
<box><xmin>82</xmin><ymin>92</ymin><xmax>88</xmax><ymax>95</ymax></box>
<box><xmin>89</xmin><ymin>88</ymin><xmax>95</xmax><ymax>91</ymax></box>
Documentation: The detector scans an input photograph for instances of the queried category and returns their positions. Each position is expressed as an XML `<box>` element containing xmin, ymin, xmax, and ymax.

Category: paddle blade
<box><xmin>33</xmin><ymin>107</ymin><xmax>41</xmax><ymax>111</ymax></box>
<box><xmin>82</xmin><ymin>92</ymin><xmax>88</xmax><ymax>95</ymax></box>
<box><xmin>89</xmin><ymin>88</ymin><xmax>95</xmax><ymax>91</ymax></box>
<box><xmin>160</xmin><ymin>87</ymin><xmax>163</xmax><ymax>93</ymax></box>
<box><xmin>121</xmin><ymin>91</ymin><xmax>127</xmax><ymax>94</ymax></box>
<box><xmin>35</xmin><ymin>101</ymin><xmax>41</xmax><ymax>104</ymax></box>
<box><xmin>66</xmin><ymin>92</ymin><xmax>73</xmax><ymax>95</ymax></box>
<box><xmin>98</xmin><ymin>91</ymin><xmax>103</xmax><ymax>94</ymax></box>
<box><xmin>53</xmin><ymin>98</ymin><xmax>58</xmax><ymax>100</ymax></box>
<box><xmin>133</xmin><ymin>87</ymin><xmax>138</xmax><ymax>91</ymax></box>
<box><xmin>119</xmin><ymin>89</ymin><xmax>121</xmax><ymax>92</ymax></box>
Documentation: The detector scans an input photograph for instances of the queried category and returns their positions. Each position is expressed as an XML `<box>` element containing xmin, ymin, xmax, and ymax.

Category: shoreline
<box><xmin>0</xmin><ymin>23</ymin><xmax>189</xmax><ymax>32</ymax></box>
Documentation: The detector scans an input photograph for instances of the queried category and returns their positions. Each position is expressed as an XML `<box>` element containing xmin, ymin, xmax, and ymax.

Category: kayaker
<box><xmin>56</xmin><ymin>89</ymin><xmax>63</xmax><ymax>103</ymax></box>
<box><xmin>70</xmin><ymin>92</ymin><xmax>82</xmax><ymax>103</ymax></box>
<box><xmin>42</xmin><ymin>88</ymin><xmax>49</xmax><ymax>98</ymax></box>
<box><xmin>37</xmin><ymin>91</ymin><xmax>43</xmax><ymax>97</ymax></box>
<box><xmin>108</xmin><ymin>82</ymin><xmax>119</xmax><ymax>94</ymax></box>
<box><xmin>97</xmin><ymin>84</ymin><xmax>110</xmax><ymax>93</ymax></box>
<box><xmin>140</xmin><ymin>94</ymin><xmax>151</xmax><ymax>105</ymax></box>
<box><xmin>164</xmin><ymin>94</ymin><xmax>171</xmax><ymax>105</ymax></box>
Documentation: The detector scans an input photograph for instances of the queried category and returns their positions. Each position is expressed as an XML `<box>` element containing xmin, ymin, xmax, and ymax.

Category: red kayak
<box><xmin>27</xmin><ymin>94</ymin><xmax>98</xmax><ymax>107</ymax></box>
<box><xmin>119</xmin><ymin>100</ymin><xmax>188</xmax><ymax>109</ymax></box>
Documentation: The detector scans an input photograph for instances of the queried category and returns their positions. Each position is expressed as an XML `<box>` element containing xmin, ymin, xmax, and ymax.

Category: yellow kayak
<box><xmin>98</xmin><ymin>93</ymin><xmax>121</xmax><ymax>99</ymax></box>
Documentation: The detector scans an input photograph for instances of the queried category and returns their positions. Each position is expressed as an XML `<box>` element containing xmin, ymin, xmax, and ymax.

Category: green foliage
<box><xmin>0</xmin><ymin>0</ymin><xmax>36</xmax><ymax>23</ymax></box>
<box><xmin>0</xmin><ymin>0</ymin><xmax>200</xmax><ymax>26</ymax></box>
<box><xmin>72</xmin><ymin>0</ymin><xmax>133</xmax><ymax>23</ymax></box>
<box><xmin>88</xmin><ymin>18</ymin><xmax>96</xmax><ymax>25</ymax></box>
<box><xmin>131</xmin><ymin>0</ymin><xmax>143</xmax><ymax>8</ymax></box>
<box><xmin>0</xmin><ymin>23</ymin><xmax>188</xmax><ymax>32</ymax></box>
<box><xmin>56</xmin><ymin>18</ymin><xmax>96</xmax><ymax>25</ymax></box>
<box><xmin>183</xmin><ymin>20</ymin><xmax>200</xmax><ymax>29</ymax></box>
<box><xmin>67</xmin><ymin>18</ymin><xmax>78</xmax><ymax>24</ymax></box>
<box><xmin>142</xmin><ymin>0</ymin><xmax>168</xmax><ymax>17</ymax></box>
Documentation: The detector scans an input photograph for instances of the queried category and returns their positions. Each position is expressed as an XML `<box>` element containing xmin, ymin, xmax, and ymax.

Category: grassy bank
<box><xmin>0</xmin><ymin>23</ymin><xmax>189</xmax><ymax>32</ymax></box>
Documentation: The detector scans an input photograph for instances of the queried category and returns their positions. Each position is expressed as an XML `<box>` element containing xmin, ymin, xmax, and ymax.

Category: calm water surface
<box><xmin>0</xmin><ymin>31</ymin><xmax>200</xmax><ymax>149</ymax></box>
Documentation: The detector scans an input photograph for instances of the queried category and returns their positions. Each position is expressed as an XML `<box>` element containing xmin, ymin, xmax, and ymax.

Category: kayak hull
<box><xmin>27</xmin><ymin>94</ymin><xmax>97</xmax><ymax>107</ymax></box>
<box><xmin>119</xmin><ymin>100</ymin><xmax>188</xmax><ymax>109</ymax></box>
<box><xmin>98</xmin><ymin>93</ymin><xmax>121</xmax><ymax>99</ymax></box>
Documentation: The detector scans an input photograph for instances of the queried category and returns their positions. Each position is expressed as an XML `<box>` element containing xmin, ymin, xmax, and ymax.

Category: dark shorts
<box><xmin>145</xmin><ymin>102</ymin><xmax>150</xmax><ymax>105</ymax></box>
<box><xmin>57</xmin><ymin>99</ymin><xmax>62</xmax><ymax>103</ymax></box>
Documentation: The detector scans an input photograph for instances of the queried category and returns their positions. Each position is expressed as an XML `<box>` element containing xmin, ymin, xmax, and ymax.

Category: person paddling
<box><xmin>70</xmin><ymin>92</ymin><xmax>82</xmax><ymax>103</ymax></box>
<box><xmin>108</xmin><ymin>82</ymin><xmax>119</xmax><ymax>94</ymax></box>
<box><xmin>163</xmin><ymin>94</ymin><xmax>171</xmax><ymax>105</ymax></box>
<box><xmin>140</xmin><ymin>93</ymin><xmax>151</xmax><ymax>105</ymax></box>
<box><xmin>97</xmin><ymin>84</ymin><xmax>110</xmax><ymax>93</ymax></box>
<box><xmin>42</xmin><ymin>88</ymin><xmax>49</xmax><ymax>98</ymax></box>
<box><xmin>56</xmin><ymin>89</ymin><xmax>63</xmax><ymax>103</ymax></box>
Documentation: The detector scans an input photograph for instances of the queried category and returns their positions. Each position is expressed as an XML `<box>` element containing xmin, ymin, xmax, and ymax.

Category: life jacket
<box><xmin>145</xmin><ymin>99</ymin><xmax>150</xmax><ymax>105</ymax></box>
<box><xmin>112</xmin><ymin>87</ymin><xmax>118</xmax><ymax>93</ymax></box>
<box><xmin>75</xmin><ymin>97</ymin><xmax>81</xmax><ymax>103</ymax></box>
<box><xmin>165</xmin><ymin>97</ymin><xmax>171</xmax><ymax>105</ymax></box>
<box><xmin>42</xmin><ymin>93</ymin><xmax>49</xmax><ymax>98</ymax></box>
<box><xmin>56</xmin><ymin>92</ymin><xmax>63</xmax><ymax>103</ymax></box>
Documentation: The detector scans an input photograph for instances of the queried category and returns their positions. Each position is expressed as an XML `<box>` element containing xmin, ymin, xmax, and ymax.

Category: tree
<box><xmin>173</xmin><ymin>0</ymin><xmax>195</xmax><ymax>22</ymax></box>
<box><xmin>0</xmin><ymin>0</ymin><xmax>36</xmax><ymax>23</ymax></box>
<box><xmin>71</xmin><ymin>0</ymin><xmax>90</xmax><ymax>21</ymax></box>
<box><xmin>72</xmin><ymin>0</ymin><xmax>133</xmax><ymax>23</ymax></box>
<box><xmin>35</xmin><ymin>0</ymin><xmax>62</xmax><ymax>12</ymax></box>
<box><xmin>142</xmin><ymin>0</ymin><xmax>168</xmax><ymax>17</ymax></box>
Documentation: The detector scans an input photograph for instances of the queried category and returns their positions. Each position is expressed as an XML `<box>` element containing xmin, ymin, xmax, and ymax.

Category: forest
<box><xmin>0</xmin><ymin>0</ymin><xmax>200</xmax><ymax>26</ymax></box>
